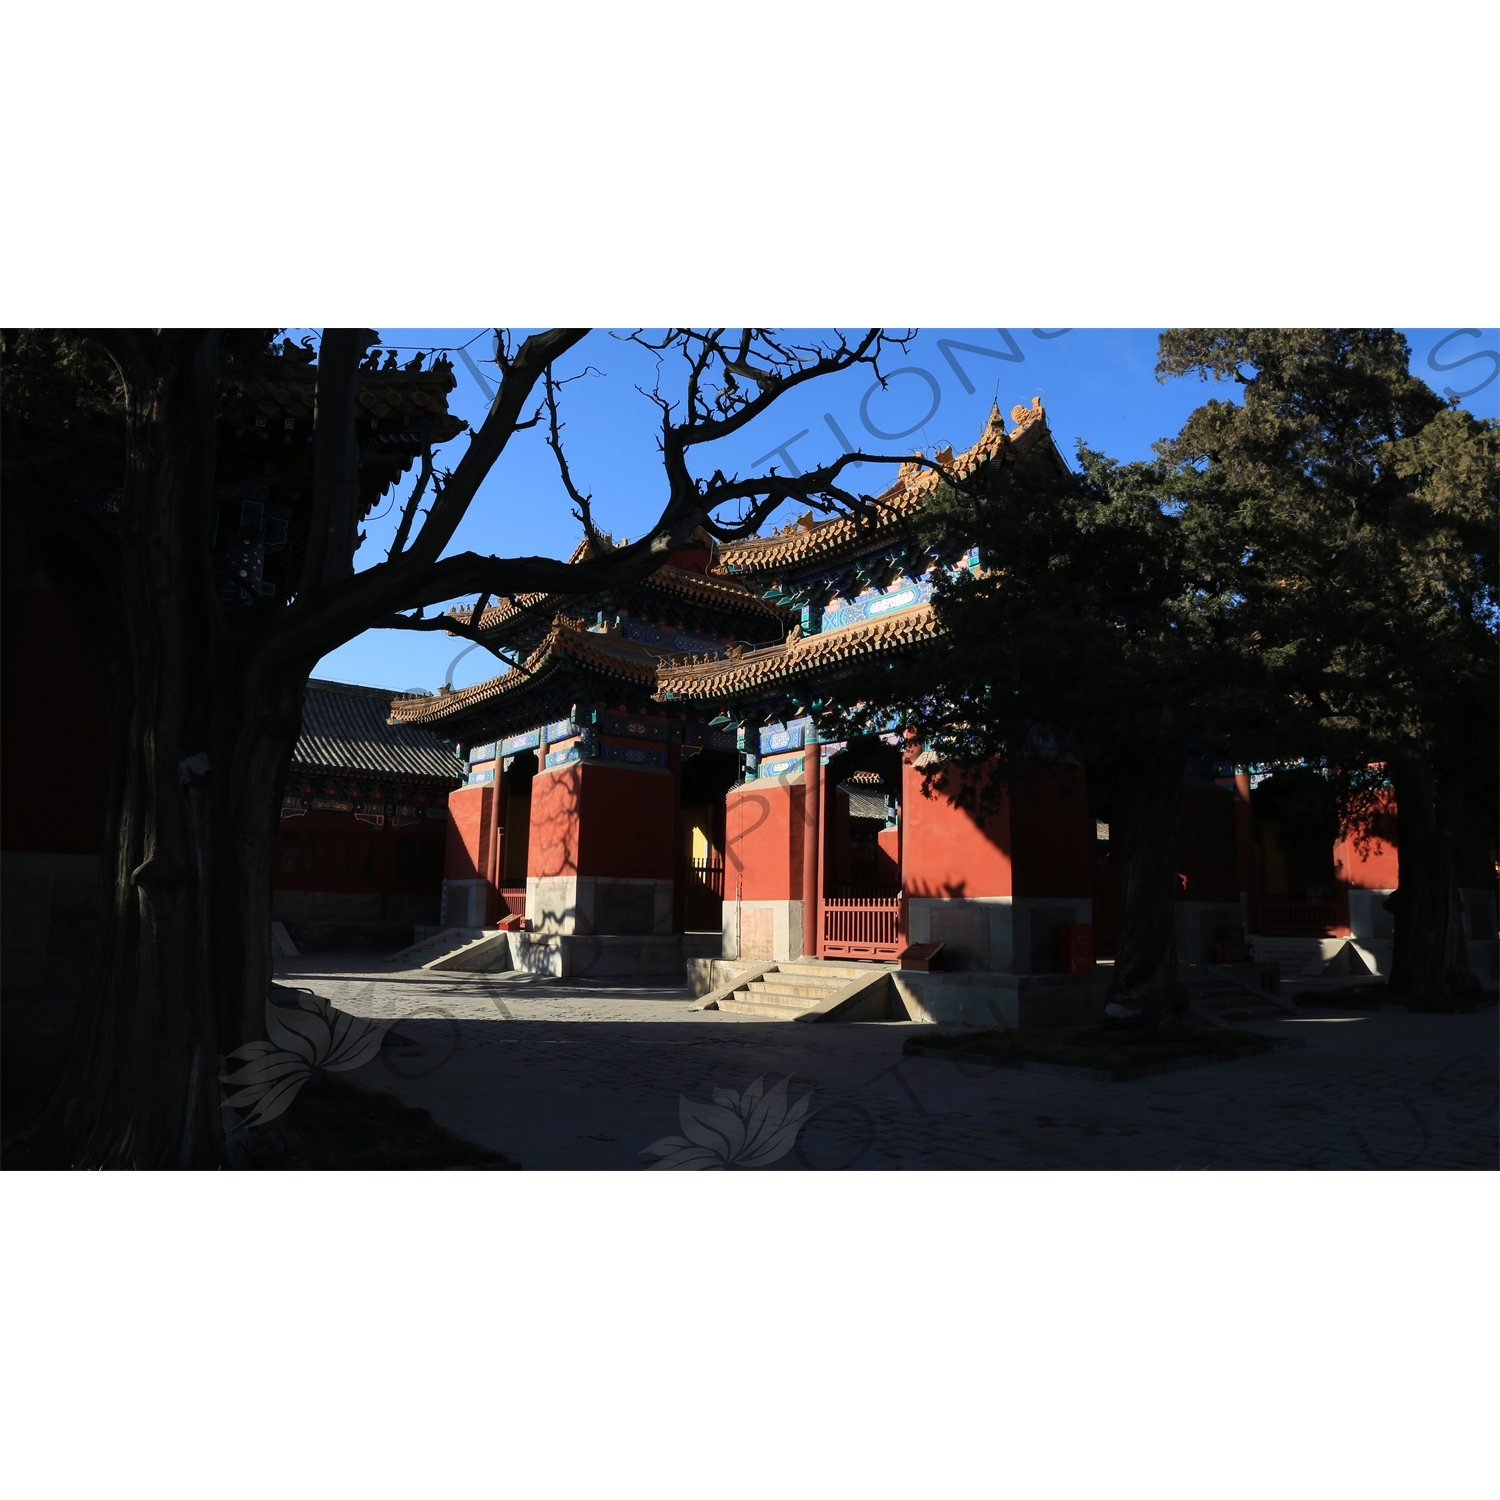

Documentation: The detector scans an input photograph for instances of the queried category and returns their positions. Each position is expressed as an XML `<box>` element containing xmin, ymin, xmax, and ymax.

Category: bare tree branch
<box><xmin>387</xmin><ymin>447</ymin><xmax>434</xmax><ymax>561</ymax></box>
<box><xmin>402</xmin><ymin>327</ymin><xmax>591</xmax><ymax>569</ymax></box>
<box><xmin>373</xmin><ymin>610</ymin><xmax>532</xmax><ymax>675</ymax></box>
<box><xmin>261</xmin><ymin>328</ymin><xmax>956</xmax><ymax>675</ymax></box>
<box><xmin>543</xmin><ymin>365</ymin><xmax>607</xmax><ymax>547</ymax></box>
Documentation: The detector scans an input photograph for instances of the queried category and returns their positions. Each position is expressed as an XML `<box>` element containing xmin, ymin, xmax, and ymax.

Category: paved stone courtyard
<box><xmin>274</xmin><ymin>953</ymin><xmax>1499</xmax><ymax>1170</ymax></box>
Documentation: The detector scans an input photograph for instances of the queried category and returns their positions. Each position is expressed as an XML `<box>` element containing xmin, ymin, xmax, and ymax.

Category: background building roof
<box><xmin>294</xmin><ymin>679</ymin><xmax>464</xmax><ymax>782</ymax></box>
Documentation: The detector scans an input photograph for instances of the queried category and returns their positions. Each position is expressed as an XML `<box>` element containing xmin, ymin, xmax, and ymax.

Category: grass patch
<box><xmin>904</xmin><ymin>1025</ymin><xmax>1275</xmax><ymax>1080</ymax></box>
<box><xmin>250</xmin><ymin>1073</ymin><xmax>519</xmax><ymax>1170</ymax></box>
<box><xmin>1293</xmin><ymin>984</ymin><xmax>1493</xmax><ymax>1014</ymax></box>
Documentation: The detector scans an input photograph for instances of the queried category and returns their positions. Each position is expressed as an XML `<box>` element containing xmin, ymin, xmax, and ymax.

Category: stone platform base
<box><xmin>509</xmin><ymin>931</ymin><xmax>721</xmax><ymax>979</ymax></box>
<box><xmin>690</xmin><ymin>960</ymin><xmax>1113</xmax><ymax>1027</ymax></box>
<box><xmin>892</xmin><ymin>970</ymin><xmax>1112</xmax><ymax>1028</ymax></box>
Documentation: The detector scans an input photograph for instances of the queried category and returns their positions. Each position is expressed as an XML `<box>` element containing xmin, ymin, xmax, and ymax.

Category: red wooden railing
<box><xmin>684</xmin><ymin>856</ymin><xmax>725</xmax><ymax>933</ymax></box>
<box><xmin>820</xmin><ymin>894</ymin><xmax>903</xmax><ymax>960</ymax></box>
<box><xmin>495</xmin><ymin>885</ymin><xmax>528</xmax><ymax>921</ymax></box>
<box><xmin>1258</xmin><ymin>899</ymin><xmax>1337</xmax><ymax>936</ymax></box>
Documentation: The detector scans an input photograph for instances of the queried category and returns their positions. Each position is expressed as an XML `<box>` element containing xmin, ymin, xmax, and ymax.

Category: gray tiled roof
<box><xmin>838</xmin><ymin>784</ymin><xmax>890</xmax><ymax>821</ymax></box>
<box><xmin>293</xmin><ymin>679</ymin><xmax>464</xmax><ymax>783</ymax></box>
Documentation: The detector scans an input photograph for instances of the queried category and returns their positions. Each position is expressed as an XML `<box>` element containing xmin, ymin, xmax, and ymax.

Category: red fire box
<box><xmin>1056</xmin><ymin>923</ymin><xmax>1095</xmax><ymax>974</ymax></box>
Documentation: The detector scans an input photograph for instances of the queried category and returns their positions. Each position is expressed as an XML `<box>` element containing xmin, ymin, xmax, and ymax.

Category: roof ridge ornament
<box><xmin>1010</xmin><ymin>395</ymin><xmax>1046</xmax><ymax>429</ymax></box>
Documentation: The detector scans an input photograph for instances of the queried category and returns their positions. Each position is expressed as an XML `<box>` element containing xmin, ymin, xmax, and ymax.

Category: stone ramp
<box><xmin>696</xmin><ymin>959</ymin><xmax>897</xmax><ymax>1021</ymax></box>
<box><xmin>1253</xmin><ymin>936</ymin><xmax>1380</xmax><ymax>979</ymax></box>
<box><xmin>384</xmin><ymin>927</ymin><xmax>490</xmax><ymax>969</ymax></box>
<box><xmin>421</xmin><ymin>932</ymin><xmax>514</xmax><ymax>972</ymax></box>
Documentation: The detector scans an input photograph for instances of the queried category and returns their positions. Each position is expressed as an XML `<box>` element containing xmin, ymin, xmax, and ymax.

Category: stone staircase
<box><xmin>384</xmin><ymin>927</ymin><xmax>489</xmax><ymax>968</ymax></box>
<box><xmin>702</xmin><ymin>959</ymin><xmax>896</xmax><ymax>1021</ymax></box>
<box><xmin>1185</xmin><ymin>967</ymin><xmax>1297</xmax><ymax>1026</ymax></box>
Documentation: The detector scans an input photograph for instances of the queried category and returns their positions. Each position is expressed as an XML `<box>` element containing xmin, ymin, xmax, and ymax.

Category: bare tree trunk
<box><xmin>1107</xmin><ymin>748</ymin><xmax>1188</xmax><ymax>1024</ymax></box>
<box><xmin>1386</xmin><ymin>761</ymin><xmax>1477</xmax><ymax>1000</ymax></box>
<box><xmin>31</xmin><ymin>706</ymin><xmax>300</xmax><ymax>1167</ymax></box>
<box><xmin>22</xmin><ymin>334</ymin><xmax>310</xmax><ymax>1167</ymax></box>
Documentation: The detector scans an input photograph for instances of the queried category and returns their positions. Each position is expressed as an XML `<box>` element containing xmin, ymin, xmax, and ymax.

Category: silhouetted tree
<box><xmin>1157</xmin><ymin>328</ymin><xmax>1498</xmax><ymax>999</ymax></box>
<box><xmin>2</xmin><ymin>326</ymin><xmax>930</xmax><ymax>1165</ymax></box>
<box><xmin>838</xmin><ymin>436</ymin><xmax>1262</xmax><ymax>1032</ymax></box>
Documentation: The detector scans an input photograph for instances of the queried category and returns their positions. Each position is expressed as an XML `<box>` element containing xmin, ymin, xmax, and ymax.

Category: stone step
<box><xmin>695</xmin><ymin>960</ymin><xmax>897</xmax><ymax>1021</ymax></box>
<box><xmin>782</xmin><ymin>961</ymin><xmax>888</xmax><ymax>981</ymax></box>
<box><xmin>749</xmin><ymin>976</ymin><xmax>849</xmax><ymax>1001</ymax></box>
<box><xmin>717</xmin><ymin>993</ymin><xmax>813</xmax><ymax>1020</ymax></box>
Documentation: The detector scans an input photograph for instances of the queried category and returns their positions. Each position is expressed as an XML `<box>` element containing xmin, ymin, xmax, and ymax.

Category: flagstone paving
<box><xmin>273</xmin><ymin>953</ymin><xmax>1499</xmax><ymax>1171</ymax></box>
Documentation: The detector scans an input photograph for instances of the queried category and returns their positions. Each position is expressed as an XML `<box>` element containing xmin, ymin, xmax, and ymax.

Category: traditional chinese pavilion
<box><xmin>391</xmin><ymin>397</ymin><xmax>1498</xmax><ymax>991</ymax></box>
<box><xmin>391</xmin><ymin>531</ymin><xmax>788</xmax><ymax>941</ymax></box>
<box><xmin>393</xmin><ymin>403</ymin><xmax>1099</xmax><ymax>975</ymax></box>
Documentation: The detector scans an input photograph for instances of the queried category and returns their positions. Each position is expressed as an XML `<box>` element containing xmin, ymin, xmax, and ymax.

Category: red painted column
<box><xmin>802</xmin><ymin>737</ymin><xmax>822</xmax><ymax>957</ymax></box>
<box><xmin>485</xmin><ymin>776</ymin><xmax>504</xmax><ymax>926</ymax></box>
<box><xmin>1232</xmin><ymin>771</ymin><xmax>1261</xmax><ymax>935</ymax></box>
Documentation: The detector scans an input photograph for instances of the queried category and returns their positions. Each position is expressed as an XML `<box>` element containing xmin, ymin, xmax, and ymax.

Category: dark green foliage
<box><xmin>1</xmin><ymin>328</ymin><xmax>277</xmax><ymax>511</ymax></box>
<box><xmin>835</xmin><ymin>441</ymin><xmax>1264</xmax><ymax>1018</ymax></box>
<box><xmin>842</xmin><ymin>330</ymin><xmax>1496</xmax><ymax>1006</ymax></box>
<box><xmin>1156</xmin><ymin>329</ymin><xmax>1498</xmax><ymax>998</ymax></box>
<box><xmin>1155</xmin><ymin>328</ymin><xmax>1497</xmax><ymax>776</ymax></box>
<box><xmin>839</xmin><ymin>442</ymin><xmax>1261</xmax><ymax>779</ymax></box>
<box><xmin>1</xmin><ymin>330</ymin><xmax>127</xmax><ymax>498</ymax></box>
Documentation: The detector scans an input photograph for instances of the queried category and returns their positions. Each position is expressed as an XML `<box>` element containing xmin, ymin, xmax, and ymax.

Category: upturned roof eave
<box><xmin>456</xmin><ymin>562</ymin><xmax>793</xmax><ymax>645</ymax></box>
<box><xmin>718</xmin><ymin>407</ymin><xmax>1063</xmax><ymax>581</ymax></box>
<box><xmin>653</xmin><ymin>602</ymin><xmax>946</xmax><ymax>704</ymax></box>
<box><xmin>387</xmin><ymin>618</ymin><xmax>664</xmax><ymax>730</ymax></box>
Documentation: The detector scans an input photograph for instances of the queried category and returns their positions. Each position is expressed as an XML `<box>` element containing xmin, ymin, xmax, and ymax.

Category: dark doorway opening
<box><xmin>678</xmin><ymin>747</ymin><xmax>737</xmax><ymax>932</ymax></box>
<box><xmin>499</xmin><ymin>749</ymin><xmax>538</xmax><ymax>914</ymax></box>
<box><xmin>822</xmin><ymin>737</ymin><xmax>903</xmax><ymax>898</ymax></box>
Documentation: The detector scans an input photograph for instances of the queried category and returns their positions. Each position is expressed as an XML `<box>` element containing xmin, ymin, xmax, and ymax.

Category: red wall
<box><xmin>1</xmin><ymin>569</ymin><xmax>106</xmax><ymax>855</ymax></box>
<box><xmin>1178</xmin><ymin>782</ymin><xmax>1240</xmax><ymax>903</ymax></box>
<box><xmin>445</xmin><ymin>783</ymin><xmax>494</xmax><ymax>881</ymax></box>
<box><xmin>901</xmin><ymin>759</ymin><xmax>1093</xmax><ymax>900</ymax></box>
<box><xmin>275</xmin><ymin>810</ymin><xmax>445</xmax><ymax>901</ymax></box>
<box><xmin>530</xmin><ymin>763</ymin><xmax>677</xmax><ymax>880</ymax></box>
<box><xmin>1334</xmin><ymin>788</ymin><xmax>1400</xmax><ymax>891</ymax></box>
<box><xmin>902</xmin><ymin>761</ymin><xmax>1012</xmax><ymax>899</ymax></box>
<box><xmin>1010</xmin><ymin>765</ymin><xmax>1094</xmax><ymax>899</ymax></box>
<box><xmin>725</xmin><ymin>779</ymin><xmax>804</xmax><ymax>900</ymax></box>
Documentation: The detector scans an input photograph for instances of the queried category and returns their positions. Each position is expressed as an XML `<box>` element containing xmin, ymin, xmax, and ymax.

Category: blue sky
<box><xmin>309</xmin><ymin>326</ymin><xmax>1500</xmax><ymax>695</ymax></box>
